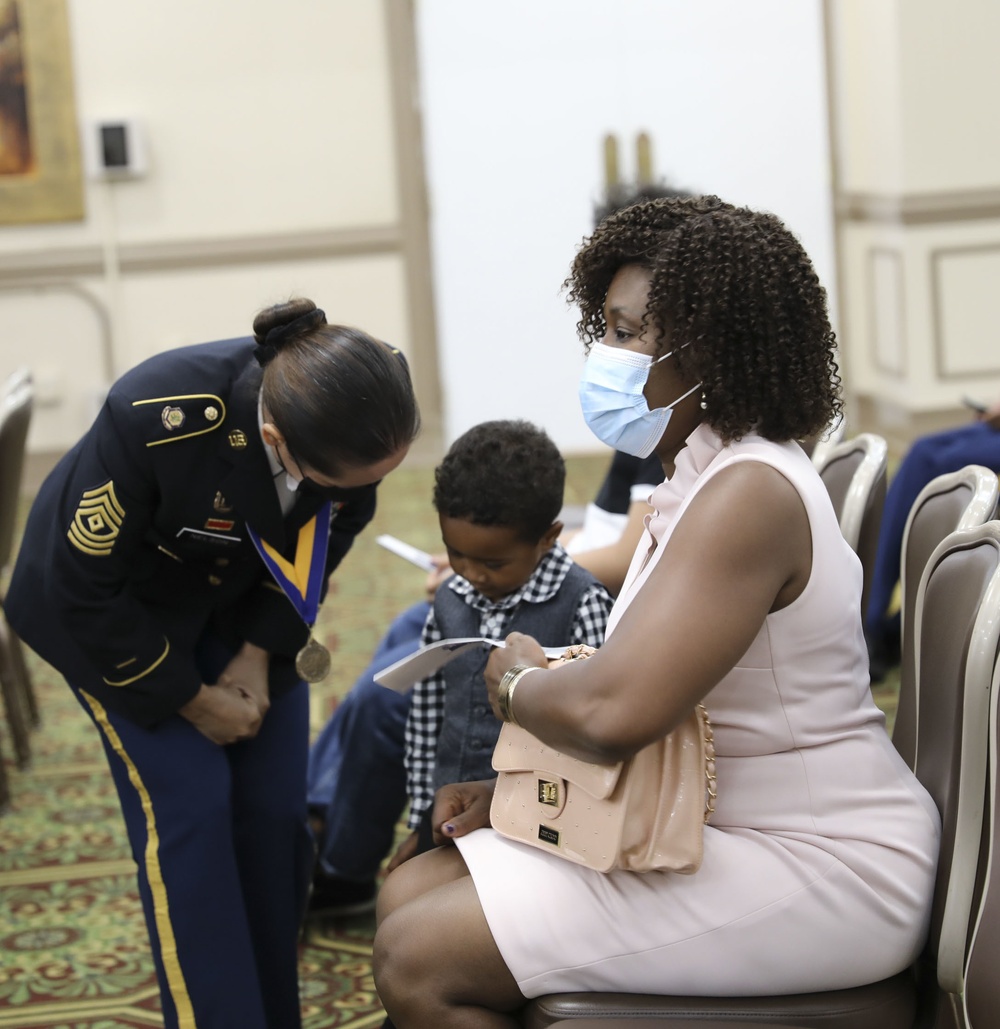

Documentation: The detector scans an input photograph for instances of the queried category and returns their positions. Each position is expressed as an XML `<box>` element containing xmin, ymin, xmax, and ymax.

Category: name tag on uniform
<box><xmin>176</xmin><ymin>527</ymin><xmax>243</xmax><ymax>547</ymax></box>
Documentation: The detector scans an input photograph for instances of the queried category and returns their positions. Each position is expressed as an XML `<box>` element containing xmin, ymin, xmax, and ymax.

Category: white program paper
<box><xmin>374</xmin><ymin>637</ymin><xmax>569</xmax><ymax>692</ymax></box>
<box><xmin>375</xmin><ymin>534</ymin><xmax>436</xmax><ymax>571</ymax></box>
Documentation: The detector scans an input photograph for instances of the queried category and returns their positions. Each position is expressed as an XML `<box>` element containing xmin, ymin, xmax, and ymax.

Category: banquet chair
<box><xmin>815</xmin><ymin>433</ymin><xmax>888</xmax><ymax>550</ymax></box>
<box><xmin>891</xmin><ymin>466</ymin><xmax>999</xmax><ymax>770</ymax></box>
<box><xmin>806</xmin><ymin>411</ymin><xmax>846</xmax><ymax>469</ymax></box>
<box><xmin>545</xmin><ymin>1022</ymin><xmax>812</xmax><ymax>1029</ymax></box>
<box><xmin>0</xmin><ymin>368</ymin><xmax>37</xmax><ymax>769</ymax></box>
<box><xmin>962</xmin><ymin>613</ymin><xmax>1000</xmax><ymax>1028</ymax></box>
<box><xmin>815</xmin><ymin>433</ymin><xmax>888</xmax><ymax>619</ymax></box>
<box><xmin>907</xmin><ymin>522</ymin><xmax>1000</xmax><ymax>1027</ymax></box>
<box><xmin>519</xmin><ymin>521</ymin><xmax>1000</xmax><ymax>1029</ymax></box>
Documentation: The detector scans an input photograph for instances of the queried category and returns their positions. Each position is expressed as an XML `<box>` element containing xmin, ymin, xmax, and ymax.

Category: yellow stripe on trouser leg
<box><xmin>81</xmin><ymin>691</ymin><xmax>197</xmax><ymax>1029</ymax></box>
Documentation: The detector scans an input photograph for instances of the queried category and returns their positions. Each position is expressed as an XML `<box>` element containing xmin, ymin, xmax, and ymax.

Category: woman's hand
<box><xmin>180</xmin><ymin>683</ymin><xmax>263</xmax><ymax>744</ymax></box>
<box><xmin>387</xmin><ymin>830</ymin><xmax>421</xmax><ymax>872</ymax></box>
<box><xmin>430</xmin><ymin>779</ymin><xmax>496</xmax><ymax>843</ymax></box>
<box><xmin>485</xmin><ymin>631</ymin><xmax>547</xmax><ymax>718</ymax></box>
<box><xmin>981</xmin><ymin>402</ymin><xmax>1000</xmax><ymax>430</ymax></box>
<box><xmin>385</xmin><ymin>780</ymin><xmax>495</xmax><ymax>870</ymax></box>
<box><xmin>217</xmin><ymin>641</ymin><xmax>271</xmax><ymax>717</ymax></box>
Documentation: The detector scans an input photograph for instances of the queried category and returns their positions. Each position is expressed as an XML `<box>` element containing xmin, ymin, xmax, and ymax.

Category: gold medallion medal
<box><xmin>295</xmin><ymin>636</ymin><xmax>331</xmax><ymax>683</ymax></box>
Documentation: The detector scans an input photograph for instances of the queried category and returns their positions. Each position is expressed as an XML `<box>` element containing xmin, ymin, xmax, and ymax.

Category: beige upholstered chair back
<box><xmin>815</xmin><ymin>433</ymin><xmax>888</xmax><ymax>618</ymax></box>
<box><xmin>808</xmin><ymin>412</ymin><xmax>846</xmax><ymax>469</ymax></box>
<box><xmin>964</xmin><ymin>636</ymin><xmax>1000</xmax><ymax>1028</ymax></box>
<box><xmin>911</xmin><ymin>523</ymin><xmax>1000</xmax><ymax>1008</ymax></box>
<box><xmin>893</xmin><ymin>467</ymin><xmax>999</xmax><ymax>770</ymax></box>
<box><xmin>0</xmin><ymin>369</ymin><xmax>33</xmax><ymax>571</ymax></box>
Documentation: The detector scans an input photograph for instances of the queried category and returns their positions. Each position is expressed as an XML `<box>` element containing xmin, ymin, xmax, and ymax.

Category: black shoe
<box><xmin>307</xmin><ymin>874</ymin><xmax>377</xmax><ymax>918</ymax></box>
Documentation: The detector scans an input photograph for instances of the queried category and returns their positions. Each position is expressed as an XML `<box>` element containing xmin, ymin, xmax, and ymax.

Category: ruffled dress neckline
<box><xmin>645</xmin><ymin>422</ymin><xmax>726</xmax><ymax>546</ymax></box>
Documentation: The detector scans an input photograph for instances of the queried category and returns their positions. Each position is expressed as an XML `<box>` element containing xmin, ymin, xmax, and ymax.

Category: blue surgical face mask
<box><xmin>579</xmin><ymin>341</ymin><xmax>702</xmax><ymax>458</ymax></box>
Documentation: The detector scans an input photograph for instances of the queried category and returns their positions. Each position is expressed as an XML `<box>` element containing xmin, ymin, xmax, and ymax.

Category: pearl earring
<box><xmin>699</xmin><ymin>391</ymin><xmax>708</xmax><ymax>411</ymax></box>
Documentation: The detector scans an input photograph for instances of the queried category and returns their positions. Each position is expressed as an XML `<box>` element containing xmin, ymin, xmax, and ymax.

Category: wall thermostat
<box><xmin>84</xmin><ymin>119</ymin><xmax>147</xmax><ymax>180</ymax></box>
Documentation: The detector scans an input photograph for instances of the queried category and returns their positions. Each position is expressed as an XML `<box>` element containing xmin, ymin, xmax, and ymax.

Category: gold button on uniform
<box><xmin>214</xmin><ymin>558</ymin><xmax>230</xmax><ymax>567</ymax></box>
<box><xmin>208</xmin><ymin>575</ymin><xmax>222</xmax><ymax>586</ymax></box>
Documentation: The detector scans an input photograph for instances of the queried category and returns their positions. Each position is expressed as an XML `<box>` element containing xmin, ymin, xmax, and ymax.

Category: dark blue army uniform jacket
<box><xmin>7</xmin><ymin>337</ymin><xmax>378</xmax><ymax>728</ymax></box>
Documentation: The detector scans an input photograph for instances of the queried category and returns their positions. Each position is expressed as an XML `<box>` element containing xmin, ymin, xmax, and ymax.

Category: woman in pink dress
<box><xmin>372</xmin><ymin>196</ymin><xmax>940</xmax><ymax>1028</ymax></box>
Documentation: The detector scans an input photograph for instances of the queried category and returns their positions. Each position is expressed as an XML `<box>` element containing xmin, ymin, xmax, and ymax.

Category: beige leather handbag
<box><xmin>490</xmin><ymin>703</ymin><xmax>716</xmax><ymax>874</ymax></box>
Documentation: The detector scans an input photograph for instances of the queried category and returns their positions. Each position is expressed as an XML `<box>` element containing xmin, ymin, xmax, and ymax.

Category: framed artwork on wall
<box><xmin>0</xmin><ymin>0</ymin><xmax>83</xmax><ymax>224</ymax></box>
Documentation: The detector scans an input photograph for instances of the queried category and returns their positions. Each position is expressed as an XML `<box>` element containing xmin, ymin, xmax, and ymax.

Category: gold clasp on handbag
<box><xmin>537</xmin><ymin>778</ymin><xmax>560</xmax><ymax>806</ymax></box>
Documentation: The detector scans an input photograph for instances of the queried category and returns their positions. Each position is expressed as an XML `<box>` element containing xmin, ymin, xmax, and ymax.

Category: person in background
<box><xmin>305</xmin><ymin>567</ymin><xmax>447</xmax><ymax>916</ymax></box>
<box><xmin>373</xmin><ymin>196</ymin><xmax>939</xmax><ymax>1028</ymax></box>
<box><xmin>561</xmin><ymin>449</ymin><xmax>663</xmax><ymax>596</ymax></box>
<box><xmin>865</xmin><ymin>397</ymin><xmax>1000</xmax><ymax>680</ymax></box>
<box><xmin>6</xmin><ymin>298</ymin><xmax>419</xmax><ymax>1029</ymax></box>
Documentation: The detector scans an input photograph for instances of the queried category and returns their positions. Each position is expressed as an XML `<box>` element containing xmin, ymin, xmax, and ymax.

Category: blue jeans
<box><xmin>306</xmin><ymin>601</ymin><xmax>429</xmax><ymax>882</ymax></box>
<box><xmin>866</xmin><ymin>421</ymin><xmax>1000</xmax><ymax>641</ymax></box>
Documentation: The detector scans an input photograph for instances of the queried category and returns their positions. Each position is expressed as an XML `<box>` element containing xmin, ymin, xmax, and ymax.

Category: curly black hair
<box><xmin>433</xmin><ymin>420</ymin><xmax>565</xmax><ymax>543</ymax></box>
<box><xmin>565</xmin><ymin>195</ymin><xmax>842</xmax><ymax>443</ymax></box>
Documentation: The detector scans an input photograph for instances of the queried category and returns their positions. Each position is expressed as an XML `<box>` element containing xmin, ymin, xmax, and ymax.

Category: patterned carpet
<box><xmin>0</xmin><ymin>456</ymin><xmax>611</xmax><ymax>1029</ymax></box>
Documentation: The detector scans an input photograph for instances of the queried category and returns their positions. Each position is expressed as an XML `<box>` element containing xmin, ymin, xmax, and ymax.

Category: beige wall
<box><xmin>417</xmin><ymin>0</ymin><xmax>835</xmax><ymax>454</ymax></box>
<box><xmin>827</xmin><ymin>0</ymin><xmax>1000</xmax><ymax>453</ymax></box>
<box><xmin>6</xmin><ymin>0</ymin><xmax>996</xmax><ymax>464</ymax></box>
<box><xmin>0</xmin><ymin>0</ymin><xmax>440</xmax><ymax>458</ymax></box>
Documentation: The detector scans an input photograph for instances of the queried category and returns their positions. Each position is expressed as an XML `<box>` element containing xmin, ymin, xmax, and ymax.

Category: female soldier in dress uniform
<box><xmin>7</xmin><ymin>297</ymin><xmax>420</xmax><ymax>1029</ymax></box>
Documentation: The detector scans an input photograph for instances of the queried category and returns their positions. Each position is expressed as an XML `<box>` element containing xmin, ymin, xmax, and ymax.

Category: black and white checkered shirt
<box><xmin>404</xmin><ymin>542</ymin><xmax>612</xmax><ymax>828</ymax></box>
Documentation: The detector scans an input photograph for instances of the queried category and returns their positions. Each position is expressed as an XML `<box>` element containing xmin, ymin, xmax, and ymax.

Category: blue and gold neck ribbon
<box><xmin>247</xmin><ymin>503</ymin><xmax>333</xmax><ymax>626</ymax></box>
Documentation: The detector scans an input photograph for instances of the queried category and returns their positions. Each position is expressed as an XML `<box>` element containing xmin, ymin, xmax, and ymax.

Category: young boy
<box><xmin>392</xmin><ymin>419</ymin><xmax>613</xmax><ymax>865</ymax></box>
<box><xmin>306</xmin><ymin>419</ymin><xmax>614</xmax><ymax>914</ymax></box>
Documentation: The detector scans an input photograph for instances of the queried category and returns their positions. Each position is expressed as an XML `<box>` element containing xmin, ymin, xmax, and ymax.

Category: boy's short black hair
<box><xmin>433</xmin><ymin>420</ymin><xmax>565</xmax><ymax>544</ymax></box>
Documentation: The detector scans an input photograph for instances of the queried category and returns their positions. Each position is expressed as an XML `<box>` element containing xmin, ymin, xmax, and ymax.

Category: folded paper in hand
<box><xmin>374</xmin><ymin>637</ymin><xmax>568</xmax><ymax>692</ymax></box>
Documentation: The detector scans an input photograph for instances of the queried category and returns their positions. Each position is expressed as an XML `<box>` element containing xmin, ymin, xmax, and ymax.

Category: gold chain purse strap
<box><xmin>699</xmin><ymin>702</ymin><xmax>717</xmax><ymax>823</ymax></box>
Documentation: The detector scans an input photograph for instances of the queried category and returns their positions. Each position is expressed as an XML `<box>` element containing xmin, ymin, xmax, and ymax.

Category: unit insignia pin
<box><xmin>161</xmin><ymin>406</ymin><xmax>186</xmax><ymax>431</ymax></box>
<box><xmin>213</xmin><ymin>491</ymin><xmax>232</xmax><ymax>513</ymax></box>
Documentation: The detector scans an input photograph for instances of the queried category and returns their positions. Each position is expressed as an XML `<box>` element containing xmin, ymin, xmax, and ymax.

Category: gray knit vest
<box><xmin>432</xmin><ymin>561</ymin><xmax>600</xmax><ymax>794</ymax></box>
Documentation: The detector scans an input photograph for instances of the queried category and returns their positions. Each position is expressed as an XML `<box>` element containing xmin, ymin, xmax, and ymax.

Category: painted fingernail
<box><xmin>443</xmin><ymin>822</ymin><xmax>456</xmax><ymax>835</ymax></box>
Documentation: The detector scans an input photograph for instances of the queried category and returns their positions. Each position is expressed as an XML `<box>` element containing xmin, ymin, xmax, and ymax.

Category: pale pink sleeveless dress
<box><xmin>455</xmin><ymin>423</ymin><xmax>940</xmax><ymax>996</ymax></box>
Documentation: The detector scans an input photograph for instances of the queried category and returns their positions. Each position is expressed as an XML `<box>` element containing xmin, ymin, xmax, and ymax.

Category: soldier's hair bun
<box><xmin>252</xmin><ymin>298</ymin><xmax>327</xmax><ymax>366</ymax></box>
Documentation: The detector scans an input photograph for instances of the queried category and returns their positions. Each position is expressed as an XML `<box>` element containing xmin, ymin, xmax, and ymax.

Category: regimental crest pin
<box><xmin>204</xmin><ymin>406</ymin><xmax>219</xmax><ymax>422</ymax></box>
<box><xmin>213</xmin><ymin>491</ymin><xmax>232</xmax><ymax>513</ymax></box>
<box><xmin>161</xmin><ymin>406</ymin><xmax>185</xmax><ymax>431</ymax></box>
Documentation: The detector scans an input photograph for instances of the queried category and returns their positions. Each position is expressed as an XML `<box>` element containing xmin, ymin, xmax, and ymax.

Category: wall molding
<box><xmin>0</xmin><ymin>224</ymin><xmax>403</xmax><ymax>283</ymax></box>
<box><xmin>931</xmin><ymin>241</ymin><xmax>1000</xmax><ymax>381</ymax></box>
<box><xmin>837</xmin><ymin>187</ymin><xmax>1000</xmax><ymax>226</ymax></box>
<box><xmin>866</xmin><ymin>246</ymin><xmax>906</xmax><ymax>378</ymax></box>
<box><xmin>384</xmin><ymin>0</ymin><xmax>444</xmax><ymax>462</ymax></box>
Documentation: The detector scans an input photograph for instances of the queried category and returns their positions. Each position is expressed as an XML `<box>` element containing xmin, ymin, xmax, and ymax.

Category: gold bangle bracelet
<box><xmin>497</xmin><ymin>665</ymin><xmax>538</xmax><ymax>726</ymax></box>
